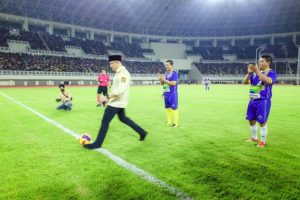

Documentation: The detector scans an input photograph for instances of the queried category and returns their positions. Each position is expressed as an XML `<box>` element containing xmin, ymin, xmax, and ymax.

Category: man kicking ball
<box><xmin>84</xmin><ymin>55</ymin><xmax>147</xmax><ymax>149</ymax></box>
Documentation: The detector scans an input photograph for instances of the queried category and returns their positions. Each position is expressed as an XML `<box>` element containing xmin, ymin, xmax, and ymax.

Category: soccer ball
<box><xmin>80</xmin><ymin>133</ymin><xmax>92</xmax><ymax>145</ymax></box>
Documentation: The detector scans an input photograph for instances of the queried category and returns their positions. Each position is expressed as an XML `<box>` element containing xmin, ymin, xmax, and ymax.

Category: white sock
<box><xmin>260</xmin><ymin>126</ymin><xmax>268</xmax><ymax>143</ymax></box>
<box><xmin>250</xmin><ymin>125</ymin><xmax>258</xmax><ymax>140</ymax></box>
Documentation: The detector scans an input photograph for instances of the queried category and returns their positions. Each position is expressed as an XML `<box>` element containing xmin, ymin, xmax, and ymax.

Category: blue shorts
<box><xmin>246</xmin><ymin>99</ymin><xmax>271</xmax><ymax>124</ymax></box>
<box><xmin>164</xmin><ymin>93</ymin><xmax>178</xmax><ymax>110</ymax></box>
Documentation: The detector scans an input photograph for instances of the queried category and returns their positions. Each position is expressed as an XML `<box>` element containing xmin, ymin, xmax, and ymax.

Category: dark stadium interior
<box><xmin>1</xmin><ymin>0</ymin><xmax>300</xmax><ymax>36</ymax></box>
<box><xmin>0</xmin><ymin>0</ymin><xmax>299</xmax><ymax>76</ymax></box>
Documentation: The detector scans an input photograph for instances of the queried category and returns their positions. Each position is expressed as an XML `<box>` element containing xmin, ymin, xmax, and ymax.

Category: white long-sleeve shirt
<box><xmin>108</xmin><ymin>66</ymin><xmax>131</xmax><ymax>108</ymax></box>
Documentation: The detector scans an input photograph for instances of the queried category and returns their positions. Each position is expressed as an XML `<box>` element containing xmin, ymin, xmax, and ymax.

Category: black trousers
<box><xmin>93</xmin><ymin>106</ymin><xmax>146</xmax><ymax>147</ymax></box>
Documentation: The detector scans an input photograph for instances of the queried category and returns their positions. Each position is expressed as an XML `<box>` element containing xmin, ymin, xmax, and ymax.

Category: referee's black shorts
<box><xmin>97</xmin><ymin>86</ymin><xmax>108</xmax><ymax>96</ymax></box>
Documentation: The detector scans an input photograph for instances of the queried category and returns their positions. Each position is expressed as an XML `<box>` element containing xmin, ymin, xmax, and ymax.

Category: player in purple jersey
<box><xmin>157</xmin><ymin>60</ymin><xmax>179</xmax><ymax>128</ymax></box>
<box><xmin>242</xmin><ymin>55</ymin><xmax>277</xmax><ymax>147</ymax></box>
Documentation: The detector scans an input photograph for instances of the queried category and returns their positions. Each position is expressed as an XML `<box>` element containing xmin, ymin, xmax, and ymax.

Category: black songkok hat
<box><xmin>108</xmin><ymin>55</ymin><xmax>122</xmax><ymax>62</ymax></box>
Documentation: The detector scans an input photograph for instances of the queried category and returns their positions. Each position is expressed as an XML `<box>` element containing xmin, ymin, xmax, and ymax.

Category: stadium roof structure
<box><xmin>0</xmin><ymin>0</ymin><xmax>300</xmax><ymax>36</ymax></box>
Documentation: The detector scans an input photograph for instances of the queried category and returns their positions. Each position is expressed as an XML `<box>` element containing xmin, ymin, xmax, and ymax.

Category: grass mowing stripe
<box><xmin>1</xmin><ymin>97</ymin><xmax>299</xmax><ymax>108</ymax></box>
<box><xmin>0</xmin><ymin>98</ymin><xmax>94</xmax><ymax>105</ymax></box>
<box><xmin>195</xmin><ymin>99</ymin><xmax>300</xmax><ymax>108</ymax></box>
<box><xmin>0</xmin><ymin>92</ymin><xmax>192</xmax><ymax>200</ymax></box>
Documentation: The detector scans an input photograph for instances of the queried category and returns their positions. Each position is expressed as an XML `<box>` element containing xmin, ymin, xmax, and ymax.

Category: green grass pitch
<box><xmin>0</xmin><ymin>84</ymin><xmax>299</xmax><ymax>199</ymax></box>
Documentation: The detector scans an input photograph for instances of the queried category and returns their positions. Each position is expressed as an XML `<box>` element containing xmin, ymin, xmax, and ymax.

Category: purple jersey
<box><xmin>163</xmin><ymin>71</ymin><xmax>178</xmax><ymax>94</ymax></box>
<box><xmin>163</xmin><ymin>71</ymin><xmax>178</xmax><ymax>109</ymax></box>
<box><xmin>249</xmin><ymin>70</ymin><xmax>277</xmax><ymax>100</ymax></box>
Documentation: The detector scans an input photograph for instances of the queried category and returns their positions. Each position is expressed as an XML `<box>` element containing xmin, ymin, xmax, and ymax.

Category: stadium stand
<box><xmin>0</xmin><ymin>52</ymin><xmax>164</xmax><ymax>74</ymax></box>
<box><xmin>194</xmin><ymin>63</ymin><xmax>247</xmax><ymax>75</ymax></box>
<box><xmin>107</xmin><ymin>42</ymin><xmax>145</xmax><ymax>58</ymax></box>
<box><xmin>186</xmin><ymin>43</ymin><xmax>298</xmax><ymax>60</ymax></box>
<box><xmin>40</xmin><ymin>33</ymin><xmax>66</xmax><ymax>52</ymax></box>
<box><xmin>0</xmin><ymin>27</ymin><xmax>298</xmax><ymax>76</ymax></box>
<box><xmin>193</xmin><ymin>62</ymin><xmax>298</xmax><ymax>75</ymax></box>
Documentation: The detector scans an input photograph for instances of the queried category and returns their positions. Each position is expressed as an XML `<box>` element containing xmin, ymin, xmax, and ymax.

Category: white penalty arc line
<box><xmin>0</xmin><ymin>92</ymin><xmax>192</xmax><ymax>200</ymax></box>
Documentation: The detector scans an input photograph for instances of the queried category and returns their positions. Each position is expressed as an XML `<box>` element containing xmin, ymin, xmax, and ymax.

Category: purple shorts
<box><xmin>246</xmin><ymin>99</ymin><xmax>271</xmax><ymax>124</ymax></box>
<box><xmin>164</xmin><ymin>93</ymin><xmax>178</xmax><ymax>110</ymax></box>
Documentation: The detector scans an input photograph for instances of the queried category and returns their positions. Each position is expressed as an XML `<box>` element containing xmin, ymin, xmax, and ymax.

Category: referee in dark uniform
<box><xmin>84</xmin><ymin>55</ymin><xmax>148</xmax><ymax>149</ymax></box>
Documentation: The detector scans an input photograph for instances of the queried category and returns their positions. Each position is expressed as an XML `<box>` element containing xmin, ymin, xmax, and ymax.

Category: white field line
<box><xmin>0</xmin><ymin>92</ymin><xmax>192</xmax><ymax>200</ymax></box>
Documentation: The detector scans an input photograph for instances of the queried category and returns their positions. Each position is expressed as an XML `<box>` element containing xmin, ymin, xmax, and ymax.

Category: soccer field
<box><xmin>0</xmin><ymin>84</ymin><xmax>299</xmax><ymax>200</ymax></box>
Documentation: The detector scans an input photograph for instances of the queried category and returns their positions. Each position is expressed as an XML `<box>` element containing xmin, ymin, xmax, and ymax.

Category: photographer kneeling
<box><xmin>56</xmin><ymin>84</ymin><xmax>73</xmax><ymax>111</ymax></box>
